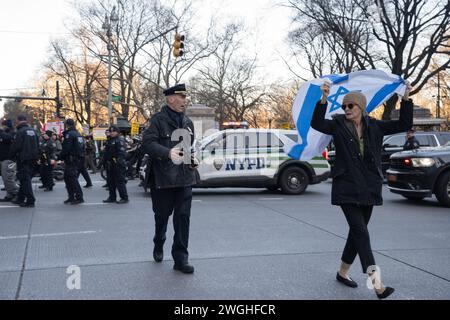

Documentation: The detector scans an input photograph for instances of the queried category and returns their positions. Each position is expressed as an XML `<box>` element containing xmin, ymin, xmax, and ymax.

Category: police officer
<box><xmin>77</xmin><ymin>135</ymin><xmax>93</xmax><ymax>188</ymax></box>
<box><xmin>0</xmin><ymin>119</ymin><xmax>19</xmax><ymax>202</ymax></box>
<box><xmin>9</xmin><ymin>115</ymin><xmax>39</xmax><ymax>208</ymax></box>
<box><xmin>143</xmin><ymin>84</ymin><xmax>198</xmax><ymax>274</ymax></box>
<box><xmin>60</xmin><ymin>119</ymin><xmax>84</xmax><ymax>205</ymax></box>
<box><xmin>103</xmin><ymin>126</ymin><xmax>129</xmax><ymax>204</ymax></box>
<box><xmin>403</xmin><ymin>129</ymin><xmax>420</xmax><ymax>151</ymax></box>
<box><xmin>39</xmin><ymin>130</ymin><xmax>57</xmax><ymax>191</ymax></box>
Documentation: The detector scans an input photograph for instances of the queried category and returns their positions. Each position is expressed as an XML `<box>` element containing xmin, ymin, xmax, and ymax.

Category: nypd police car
<box><xmin>190</xmin><ymin>129</ymin><xmax>330</xmax><ymax>194</ymax></box>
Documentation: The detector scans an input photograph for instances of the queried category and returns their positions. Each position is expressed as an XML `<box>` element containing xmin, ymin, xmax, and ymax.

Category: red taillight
<box><xmin>404</xmin><ymin>158</ymin><xmax>412</xmax><ymax>166</ymax></box>
<box><xmin>322</xmin><ymin>150</ymin><xmax>329</xmax><ymax>161</ymax></box>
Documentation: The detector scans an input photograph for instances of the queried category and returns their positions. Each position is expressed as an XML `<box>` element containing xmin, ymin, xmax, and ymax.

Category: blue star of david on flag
<box><xmin>327</xmin><ymin>86</ymin><xmax>350</xmax><ymax>113</ymax></box>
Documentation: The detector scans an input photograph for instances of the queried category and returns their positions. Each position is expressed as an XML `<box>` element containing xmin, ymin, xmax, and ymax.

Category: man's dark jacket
<box><xmin>403</xmin><ymin>137</ymin><xmax>420</xmax><ymax>151</ymax></box>
<box><xmin>311</xmin><ymin>99</ymin><xmax>413</xmax><ymax>206</ymax></box>
<box><xmin>60</xmin><ymin>128</ymin><xmax>84</xmax><ymax>162</ymax></box>
<box><xmin>143</xmin><ymin>105</ymin><xmax>196</xmax><ymax>189</ymax></box>
<box><xmin>103</xmin><ymin>136</ymin><xmax>127</xmax><ymax>167</ymax></box>
<box><xmin>40</xmin><ymin>139</ymin><xmax>57</xmax><ymax>165</ymax></box>
<box><xmin>9</xmin><ymin>123</ymin><xmax>39</xmax><ymax>162</ymax></box>
<box><xmin>0</xmin><ymin>127</ymin><xmax>15</xmax><ymax>161</ymax></box>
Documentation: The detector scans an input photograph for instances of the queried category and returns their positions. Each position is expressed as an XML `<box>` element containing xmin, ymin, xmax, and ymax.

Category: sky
<box><xmin>0</xmin><ymin>0</ymin><xmax>296</xmax><ymax>117</ymax></box>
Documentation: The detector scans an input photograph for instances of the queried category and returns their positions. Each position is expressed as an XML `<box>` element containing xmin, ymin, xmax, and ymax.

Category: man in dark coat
<box><xmin>38</xmin><ymin>130</ymin><xmax>57</xmax><ymax>191</ymax></box>
<box><xmin>9</xmin><ymin>115</ymin><xmax>39</xmax><ymax>208</ymax></box>
<box><xmin>143</xmin><ymin>83</ymin><xmax>198</xmax><ymax>274</ymax></box>
<box><xmin>102</xmin><ymin>126</ymin><xmax>129</xmax><ymax>204</ymax></box>
<box><xmin>0</xmin><ymin>119</ymin><xmax>19</xmax><ymax>202</ymax></box>
<box><xmin>60</xmin><ymin>119</ymin><xmax>84</xmax><ymax>205</ymax></box>
<box><xmin>311</xmin><ymin>82</ymin><xmax>413</xmax><ymax>299</ymax></box>
<box><xmin>403</xmin><ymin>129</ymin><xmax>420</xmax><ymax>151</ymax></box>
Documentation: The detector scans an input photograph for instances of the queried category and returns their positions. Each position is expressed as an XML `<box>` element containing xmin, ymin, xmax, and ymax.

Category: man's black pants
<box><xmin>78</xmin><ymin>157</ymin><xmax>92</xmax><ymax>186</ymax></box>
<box><xmin>106</xmin><ymin>162</ymin><xmax>128</xmax><ymax>201</ymax></box>
<box><xmin>40</xmin><ymin>163</ymin><xmax>54</xmax><ymax>188</ymax></box>
<box><xmin>64</xmin><ymin>160</ymin><xmax>83</xmax><ymax>201</ymax></box>
<box><xmin>17</xmin><ymin>161</ymin><xmax>35</xmax><ymax>205</ymax></box>
<box><xmin>151</xmin><ymin>187</ymin><xmax>192</xmax><ymax>265</ymax></box>
<box><xmin>340</xmin><ymin>204</ymin><xmax>376</xmax><ymax>273</ymax></box>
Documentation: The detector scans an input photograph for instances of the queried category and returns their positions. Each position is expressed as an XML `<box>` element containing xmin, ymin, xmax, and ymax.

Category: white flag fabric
<box><xmin>284</xmin><ymin>70</ymin><xmax>407</xmax><ymax>161</ymax></box>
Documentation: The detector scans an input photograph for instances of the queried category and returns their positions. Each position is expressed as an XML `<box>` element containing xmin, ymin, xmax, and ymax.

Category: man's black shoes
<box><xmin>19</xmin><ymin>203</ymin><xmax>35</xmax><ymax>208</ymax></box>
<box><xmin>0</xmin><ymin>196</ymin><xmax>14</xmax><ymax>202</ymax></box>
<box><xmin>84</xmin><ymin>184</ymin><xmax>93</xmax><ymax>189</ymax></box>
<box><xmin>153</xmin><ymin>249</ymin><xmax>164</xmax><ymax>263</ymax></box>
<box><xmin>103</xmin><ymin>198</ymin><xmax>116</xmax><ymax>203</ymax></box>
<box><xmin>70</xmin><ymin>199</ymin><xmax>84</xmax><ymax>205</ymax></box>
<box><xmin>116</xmin><ymin>199</ymin><xmax>129</xmax><ymax>204</ymax></box>
<box><xmin>173</xmin><ymin>263</ymin><xmax>195</xmax><ymax>274</ymax></box>
<box><xmin>336</xmin><ymin>272</ymin><xmax>358</xmax><ymax>288</ymax></box>
<box><xmin>64</xmin><ymin>199</ymin><xmax>75</xmax><ymax>204</ymax></box>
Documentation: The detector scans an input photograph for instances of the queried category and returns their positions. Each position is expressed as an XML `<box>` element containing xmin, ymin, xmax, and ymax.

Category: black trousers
<box><xmin>106</xmin><ymin>162</ymin><xmax>128</xmax><ymax>200</ymax></box>
<box><xmin>341</xmin><ymin>204</ymin><xmax>376</xmax><ymax>273</ymax></box>
<box><xmin>85</xmin><ymin>154</ymin><xmax>97</xmax><ymax>173</ymax></box>
<box><xmin>17</xmin><ymin>161</ymin><xmax>35</xmax><ymax>204</ymax></box>
<box><xmin>40</xmin><ymin>163</ymin><xmax>54</xmax><ymax>188</ymax></box>
<box><xmin>64</xmin><ymin>161</ymin><xmax>83</xmax><ymax>201</ymax></box>
<box><xmin>78</xmin><ymin>157</ymin><xmax>92</xmax><ymax>186</ymax></box>
<box><xmin>151</xmin><ymin>187</ymin><xmax>192</xmax><ymax>265</ymax></box>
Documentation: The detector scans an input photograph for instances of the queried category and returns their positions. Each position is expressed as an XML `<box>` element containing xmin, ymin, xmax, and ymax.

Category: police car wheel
<box><xmin>280</xmin><ymin>167</ymin><xmax>309</xmax><ymax>195</ymax></box>
<box><xmin>435</xmin><ymin>171</ymin><xmax>450</xmax><ymax>207</ymax></box>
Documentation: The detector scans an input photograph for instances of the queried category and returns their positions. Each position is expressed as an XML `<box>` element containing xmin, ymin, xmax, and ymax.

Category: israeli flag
<box><xmin>285</xmin><ymin>70</ymin><xmax>408</xmax><ymax>161</ymax></box>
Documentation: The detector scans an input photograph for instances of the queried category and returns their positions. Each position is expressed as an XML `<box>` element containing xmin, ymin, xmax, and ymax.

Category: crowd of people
<box><xmin>0</xmin><ymin>116</ymin><xmax>145</xmax><ymax>207</ymax></box>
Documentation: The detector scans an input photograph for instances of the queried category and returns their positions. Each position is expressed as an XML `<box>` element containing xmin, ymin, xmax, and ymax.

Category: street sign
<box><xmin>93</xmin><ymin>127</ymin><xmax>108</xmax><ymax>141</ymax></box>
<box><xmin>131</xmin><ymin>122</ymin><xmax>140</xmax><ymax>136</ymax></box>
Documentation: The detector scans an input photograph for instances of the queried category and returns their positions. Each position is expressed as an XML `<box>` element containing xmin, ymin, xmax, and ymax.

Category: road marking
<box><xmin>81</xmin><ymin>203</ymin><xmax>107</xmax><ymax>206</ymax></box>
<box><xmin>0</xmin><ymin>206</ymin><xmax>18</xmax><ymax>209</ymax></box>
<box><xmin>0</xmin><ymin>230</ymin><xmax>100</xmax><ymax>241</ymax></box>
<box><xmin>258</xmin><ymin>198</ymin><xmax>284</xmax><ymax>201</ymax></box>
<box><xmin>192</xmin><ymin>200</ymin><xmax>203</xmax><ymax>203</ymax></box>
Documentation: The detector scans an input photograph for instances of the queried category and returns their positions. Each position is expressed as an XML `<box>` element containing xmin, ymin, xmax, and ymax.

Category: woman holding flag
<box><xmin>311</xmin><ymin>81</ymin><xmax>413</xmax><ymax>299</ymax></box>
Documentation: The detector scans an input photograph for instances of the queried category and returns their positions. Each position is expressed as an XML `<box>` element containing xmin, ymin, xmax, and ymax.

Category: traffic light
<box><xmin>172</xmin><ymin>33</ymin><xmax>185</xmax><ymax>58</ymax></box>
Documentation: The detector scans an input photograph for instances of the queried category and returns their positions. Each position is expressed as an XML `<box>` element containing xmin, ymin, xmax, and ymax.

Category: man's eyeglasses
<box><xmin>341</xmin><ymin>103</ymin><xmax>356</xmax><ymax>111</ymax></box>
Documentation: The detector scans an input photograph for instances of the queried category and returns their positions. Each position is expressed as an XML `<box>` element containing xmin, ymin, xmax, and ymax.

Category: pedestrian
<box><xmin>77</xmin><ymin>135</ymin><xmax>93</xmax><ymax>188</ymax></box>
<box><xmin>60</xmin><ymin>119</ymin><xmax>84</xmax><ymax>205</ymax></box>
<box><xmin>102</xmin><ymin>126</ymin><xmax>129</xmax><ymax>204</ymax></box>
<box><xmin>311</xmin><ymin>81</ymin><xmax>414</xmax><ymax>299</ymax></box>
<box><xmin>403</xmin><ymin>129</ymin><xmax>420</xmax><ymax>151</ymax></box>
<box><xmin>143</xmin><ymin>83</ymin><xmax>198</xmax><ymax>274</ymax></box>
<box><xmin>85</xmin><ymin>135</ymin><xmax>97</xmax><ymax>174</ymax></box>
<box><xmin>9</xmin><ymin>115</ymin><xmax>39</xmax><ymax>208</ymax></box>
<box><xmin>38</xmin><ymin>130</ymin><xmax>57</xmax><ymax>191</ymax></box>
<box><xmin>52</xmin><ymin>133</ymin><xmax>63</xmax><ymax>159</ymax></box>
<box><xmin>0</xmin><ymin>119</ymin><xmax>19</xmax><ymax>202</ymax></box>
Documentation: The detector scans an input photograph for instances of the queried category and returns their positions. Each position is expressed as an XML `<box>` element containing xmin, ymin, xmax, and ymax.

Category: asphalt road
<box><xmin>0</xmin><ymin>175</ymin><xmax>449</xmax><ymax>300</ymax></box>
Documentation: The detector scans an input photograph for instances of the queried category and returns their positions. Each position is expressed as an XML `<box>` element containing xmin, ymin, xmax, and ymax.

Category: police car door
<box><xmin>244</xmin><ymin>132</ymin><xmax>280</xmax><ymax>179</ymax></box>
<box><xmin>197</xmin><ymin>131</ymin><xmax>247</xmax><ymax>183</ymax></box>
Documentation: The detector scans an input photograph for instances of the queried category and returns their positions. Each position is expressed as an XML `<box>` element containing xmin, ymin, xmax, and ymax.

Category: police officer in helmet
<box><xmin>61</xmin><ymin>119</ymin><xmax>84</xmax><ymax>205</ymax></box>
<box><xmin>9</xmin><ymin>115</ymin><xmax>39</xmax><ymax>208</ymax></box>
<box><xmin>103</xmin><ymin>125</ymin><xmax>129</xmax><ymax>204</ymax></box>
<box><xmin>143</xmin><ymin>83</ymin><xmax>198</xmax><ymax>274</ymax></box>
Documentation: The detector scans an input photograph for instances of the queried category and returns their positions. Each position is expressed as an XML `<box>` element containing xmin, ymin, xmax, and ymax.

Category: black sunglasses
<box><xmin>341</xmin><ymin>103</ymin><xmax>356</xmax><ymax>111</ymax></box>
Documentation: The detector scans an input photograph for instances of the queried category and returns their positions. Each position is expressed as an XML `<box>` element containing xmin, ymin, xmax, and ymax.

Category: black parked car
<box><xmin>328</xmin><ymin>131</ymin><xmax>450</xmax><ymax>175</ymax></box>
<box><xmin>387</xmin><ymin>142</ymin><xmax>450</xmax><ymax>207</ymax></box>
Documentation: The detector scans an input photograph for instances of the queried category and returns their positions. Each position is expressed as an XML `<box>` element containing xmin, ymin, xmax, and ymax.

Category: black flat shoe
<box><xmin>376</xmin><ymin>287</ymin><xmax>395</xmax><ymax>300</ymax></box>
<box><xmin>64</xmin><ymin>199</ymin><xmax>75</xmax><ymax>204</ymax></box>
<box><xmin>173</xmin><ymin>263</ymin><xmax>194</xmax><ymax>274</ymax></box>
<box><xmin>19</xmin><ymin>203</ymin><xmax>35</xmax><ymax>208</ymax></box>
<box><xmin>116</xmin><ymin>199</ymin><xmax>129</xmax><ymax>204</ymax></box>
<box><xmin>84</xmin><ymin>184</ymin><xmax>93</xmax><ymax>188</ymax></box>
<box><xmin>103</xmin><ymin>199</ymin><xmax>116</xmax><ymax>203</ymax></box>
<box><xmin>336</xmin><ymin>272</ymin><xmax>358</xmax><ymax>288</ymax></box>
<box><xmin>70</xmin><ymin>199</ymin><xmax>84</xmax><ymax>205</ymax></box>
<box><xmin>153</xmin><ymin>249</ymin><xmax>163</xmax><ymax>263</ymax></box>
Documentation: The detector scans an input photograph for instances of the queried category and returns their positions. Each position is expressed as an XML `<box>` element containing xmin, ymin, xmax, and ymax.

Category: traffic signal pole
<box><xmin>0</xmin><ymin>81</ymin><xmax>63</xmax><ymax>119</ymax></box>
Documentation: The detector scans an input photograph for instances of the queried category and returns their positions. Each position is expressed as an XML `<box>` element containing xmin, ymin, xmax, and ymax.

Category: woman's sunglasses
<box><xmin>341</xmin><ymin>103</ymin><xmax>356</xmax><ymax>111</ymax></box>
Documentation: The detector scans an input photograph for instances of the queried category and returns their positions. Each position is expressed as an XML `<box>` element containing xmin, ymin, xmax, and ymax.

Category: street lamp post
<box><xmin>102</xmin><ymin>6</ymin><xmax>119</xmax><ymax>126</ymax></box>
